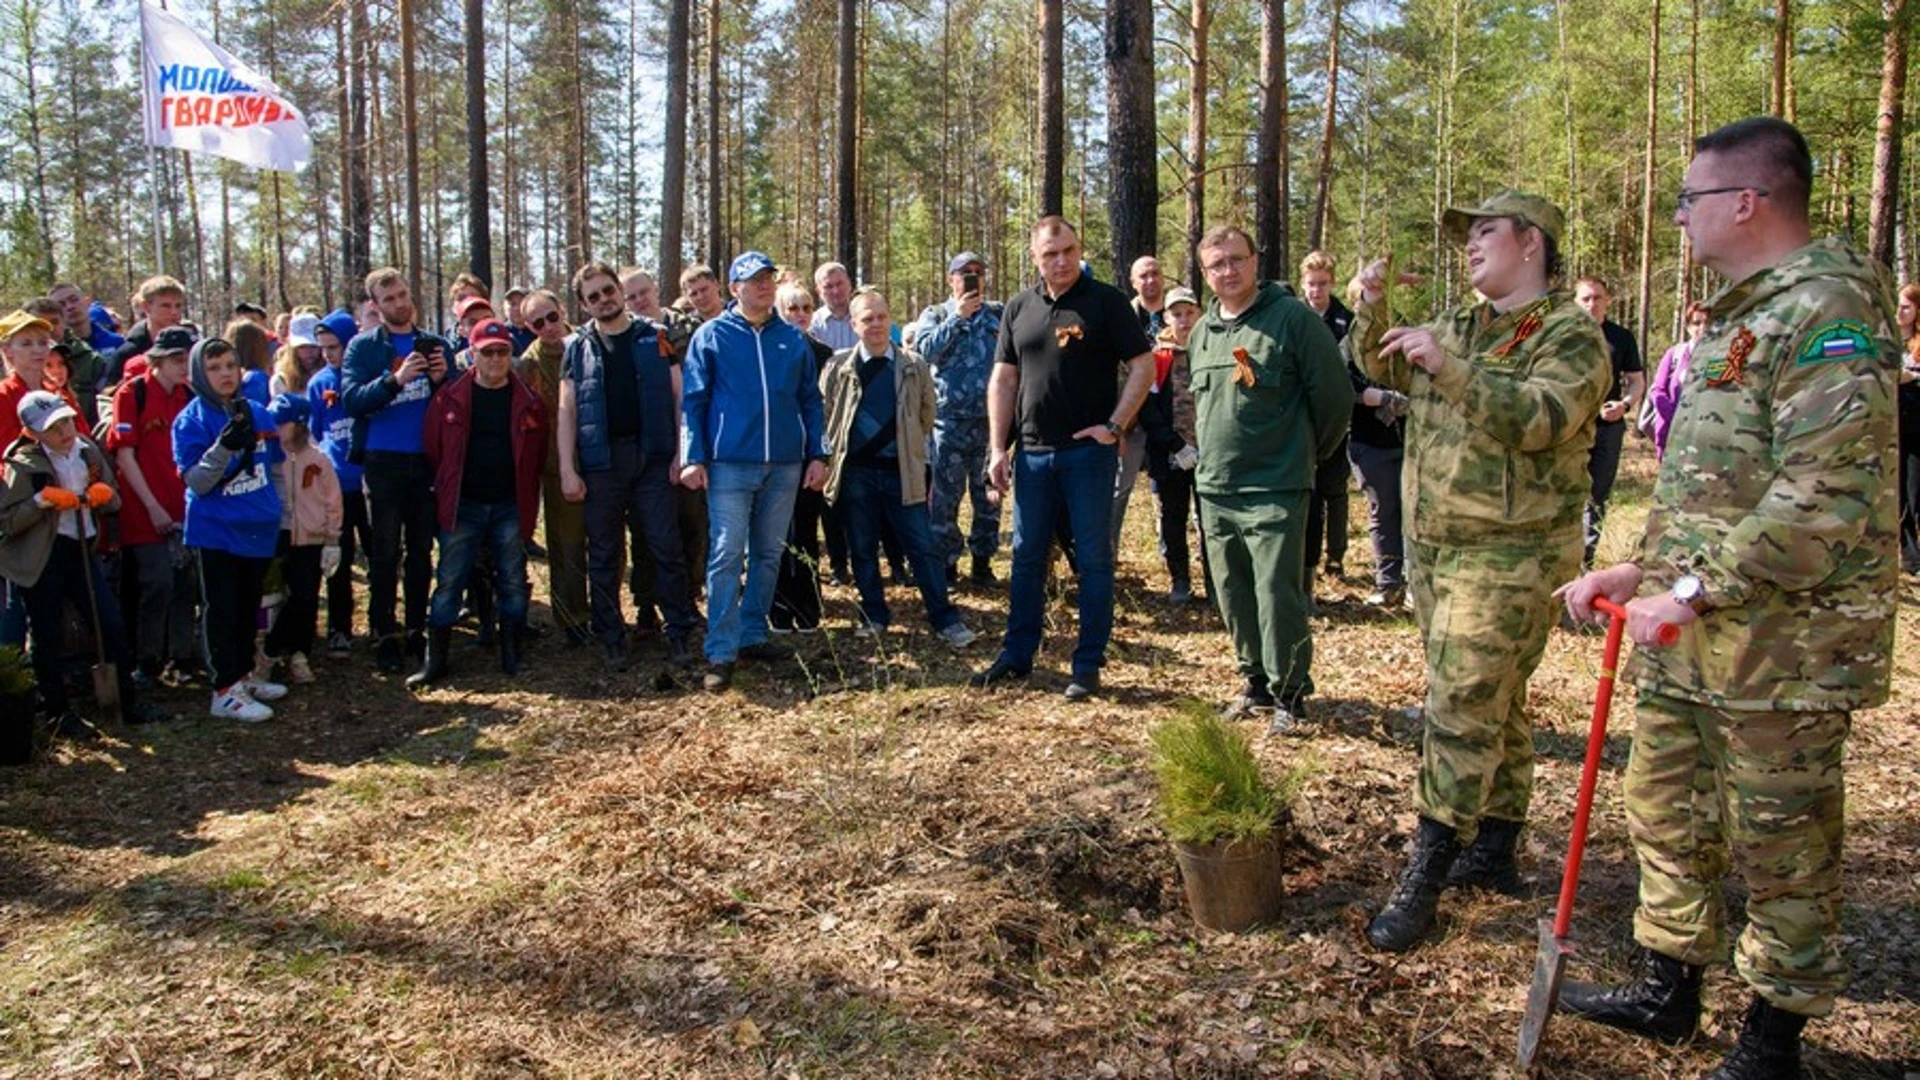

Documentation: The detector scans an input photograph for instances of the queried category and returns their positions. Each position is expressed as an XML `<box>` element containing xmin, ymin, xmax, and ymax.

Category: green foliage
<box><xmin>1149</xmin><ymin>702</ymin><xmax>1302</xmax><ymax>846</ymax></box>
<box><xmin>0</xmin><ymin>644</ymin><xmax>35</xmax><ymax>698</ymax></box>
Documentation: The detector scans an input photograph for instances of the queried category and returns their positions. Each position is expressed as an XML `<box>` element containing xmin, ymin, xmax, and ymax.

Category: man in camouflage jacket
<box><xmin>1558</xmin><ymin>117</ymin><xmax>1898</xmax><ymax>1080</ymax></box>
<box><xmin>913</xmin><ymin>251</ymin><xmax>1003</xmax><ymax>584</ymax></box>
<box><xmin>1348</xmin><ymin>190</ymin><xmax>1611</xmax><ymax>954</ymax></box>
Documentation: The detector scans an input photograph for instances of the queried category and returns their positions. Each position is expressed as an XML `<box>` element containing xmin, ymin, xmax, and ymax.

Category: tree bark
<box><xmin>1255</xmin><ymin>0</ymin><xmax>1287</xmax><ymax>279</ymax></box>
<box><xmin>1771</xmin><ymin>0</ymin><xmax>1791</xmax><ymax>118</ymax></box>
<box><xmin>569</xmin><ymin>2</ymin><xmax>593</xmax><ymax>266</ymax></box>
<box><xmin>465</xmin><ymin>0</ymin><xmax>492</xmax><ymax>289</ymax></box>
<box><xmin>1185</xmin><ymin>0</ymin><xmax>1210</xmax><ymax>290</ymax></box>
<box><xmin>1635</xmin><ymin>0</ymin><xmax>1660</xmax><ymax>352</ymax></box>
<box><xmin>836</xmin><ymin>0</ymin><xmax>859</xmax><ymax>268</ymax></box>
<box><xmin>1868</xmin><ymin>0</ymin><xmax>1910</xmax><ymax>268</ymax></box>
<box><xmin>1038</xmin><ymin>0</ymin><xmax>1065</xmax><ymax>216</ymax></box>
<box><xmin>1104</xmin><ymin>0</ymin><xmax>1155</xmax><ymax>282</ymax></box>
<box><xmin>345</xmin><ymin>0</ymin><xmax>373</xmax><ymax>287</ymax></box>
<box><xmin>17</xmin><ymin>1</ymin><xmax>58</xmax><ymax>284</ymax></box>
<box><xmin>661</xmin><ymin>0</ymin><xmax>691</xmax><ymax>300</ymax></box>
<box><xmin>399</xmin><ymin>0</ymin><xmax>423</xmax><ymax>292</ymax></box>
<box><xmin>706</xmin><ymin>0</ymin><xmax>723</xmax><ymax>269</ymax></box>
<box><xmin>1309</xmin><ymin>0</ymin><xmax>1342</xmax><ymax>255</ymax></box>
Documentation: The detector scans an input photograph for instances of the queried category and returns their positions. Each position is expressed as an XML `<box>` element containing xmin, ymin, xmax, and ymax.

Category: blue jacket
<box><xmin>564</xmin><ymin>318</ymin><xmax>678</xmax><ymax>471</ymax></box>
<box><xmin>305</xmin><ymin>364</ymin><xmax>363</xmax><ymax>492</ymax></box>
<box><xmin>912</xmin><ymin>299</ymin><xmax>1004</xmax><ymax>421</ymax></box>
<box><xmin>172</xmin><ymin>342</ymin><xmax>284</xmax><ymax>559</ymax></box>
<box><xmin>339</xmin><ymin>324</ymin><xmax>452</xmax><ymax>458</ymax></box>
<box><xmin>680</xmin><ymin>306</ymin><xmax>826</xmax><ymax>467</ymax></box>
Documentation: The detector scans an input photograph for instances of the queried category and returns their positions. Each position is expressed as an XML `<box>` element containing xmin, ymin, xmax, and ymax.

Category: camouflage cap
<box><xmin>1441</xmin><ymin>189</ymin><xmax>1565</xmax><ymax>249</ymax></box>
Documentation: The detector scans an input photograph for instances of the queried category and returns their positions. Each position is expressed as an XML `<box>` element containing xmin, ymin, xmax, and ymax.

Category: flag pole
<box><xmin>143</xmin><ymin>0</ymin><xmax>166</xmax><ymax>275</ymax></box>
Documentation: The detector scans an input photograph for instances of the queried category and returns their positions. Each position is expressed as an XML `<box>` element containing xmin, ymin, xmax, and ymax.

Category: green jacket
<box><xmin>1628</xmin><ymin>237</ymin><xmax>1900</xmax><ymax>712</ymax></box>
<box><xmin>1188</xmin><ymin>282</ymin><xmax>1352</xmax><ymax>496</ymax></box>
<box><xmin>0</xmin><ymin>436</ymin><xmax>119</xmax><ymax>589</ymax></box>
<box><xmin>1351</xmin><ymin>288</ymin><xmax>1608</xmax><ymax>548</ymax></box>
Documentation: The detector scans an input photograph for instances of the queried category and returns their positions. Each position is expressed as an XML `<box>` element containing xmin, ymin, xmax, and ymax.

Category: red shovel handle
<box><xmin>1549</xmin><ymin>597</ymin><xmax>1676</xmax><ymax>939</ymax></box>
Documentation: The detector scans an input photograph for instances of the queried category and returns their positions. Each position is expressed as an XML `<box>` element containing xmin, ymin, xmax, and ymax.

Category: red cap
<box><xmin>469</xmin><ymin>319</ymin><xmax>514</xmax><ymax>352</ymax></box>
<box><xmin>454</xmin><ymin>295</ymin><xmax>496</xmax><ymax>322</ymax></box>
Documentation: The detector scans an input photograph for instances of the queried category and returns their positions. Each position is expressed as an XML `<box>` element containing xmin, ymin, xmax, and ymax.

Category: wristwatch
<box><xmin>1103</xmin><ymin>420</ymin><xmax>1121</xmax><ymax>438</ymax></box>
<box><xmin>1671</xmin><ymin>574</ymin><xmax>1710</xmax><ymax>615</ymax></box>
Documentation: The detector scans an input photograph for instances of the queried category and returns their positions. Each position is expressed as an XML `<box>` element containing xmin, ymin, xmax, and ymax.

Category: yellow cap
<box><xmin>0</xmin><ymin>310</ymin><xmax>56</xmax><ymax>341</ymax></box>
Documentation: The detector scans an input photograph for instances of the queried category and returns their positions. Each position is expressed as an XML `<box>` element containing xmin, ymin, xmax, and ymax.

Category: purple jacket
<box><xmin>1645</xmin><ymin>341</ymin><xmax>1691</xmax><ymax>458</ymax></box>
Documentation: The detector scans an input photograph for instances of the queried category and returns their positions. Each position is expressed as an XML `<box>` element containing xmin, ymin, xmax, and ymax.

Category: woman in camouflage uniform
<box><xmin>1347</xmin><ymin>190</ymin><xmax>1610</xmax><ymax>952</ymax></box>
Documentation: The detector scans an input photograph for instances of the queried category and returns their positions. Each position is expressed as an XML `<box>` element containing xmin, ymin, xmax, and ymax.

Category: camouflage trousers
<box><xmin>930</xmin><ymin>416</ymin><xmax>1000</xmax><ymax>564</ymax></box>
<box><xmin>1408</xmin><ymin>534</ymin><xmax>1580</xmax><ymax>833</ymax></box>
<box><xmin>1626</xmin><ymin>692</ymin><xmax>1849</xmax><ymax>1016</ymax></box>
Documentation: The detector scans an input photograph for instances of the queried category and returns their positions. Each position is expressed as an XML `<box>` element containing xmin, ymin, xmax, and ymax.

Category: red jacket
<box><xmin>423</xmin><ymin>369</ymin><xmax>548</xmax><ymax>538</ymax></box>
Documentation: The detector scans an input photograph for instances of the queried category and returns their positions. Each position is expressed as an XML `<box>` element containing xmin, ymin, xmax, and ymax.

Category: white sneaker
<box><xmin>211</xmin><ymin>686</ymin><xmax>273</xmax><ymax>722</ymax></box>
<box><xmin>246</xmin><ymin>678</ymin><xmax>289</xmax><ymax>702</ymax></box>
<box><xmin>288</xmin><ymin>653</ymin><xmax>315</xmax><ymax>684</ymax></box>
<box><xmin>937</xmin><ymin>622</ymin><xmax>977</xmax><ymax>648</ymax></box>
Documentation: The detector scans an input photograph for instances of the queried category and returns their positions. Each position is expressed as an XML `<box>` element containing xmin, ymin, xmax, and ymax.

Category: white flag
<box><xmin>140</xmin><ymin>0</ymin><xmax>311</xmax><ymax>172</ymax></box>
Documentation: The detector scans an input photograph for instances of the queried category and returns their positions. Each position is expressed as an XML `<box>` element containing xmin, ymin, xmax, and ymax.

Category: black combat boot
<box><xmin>499</xmin><ymin>620</ymin><xmax>524</xmax><ymax>676</ymax></box>
<box><xmin>1556</xmin><ymin>947</ymin><xmax>1703</xmax><ymax>1044</ymax></box>
<box><xmin>1704</xmin><ymin>995</ymin><xmax>1807</xmax><ymax>1080</ymax></box>
<box><xmin>1365</xmin><ymin>817</ymin><xmax>1460</xmax><ymax>952</ymax></box>
<box><xmin>406</xmin><ymin>628</ymin><xmax>452</xmax><ymax>691</ymax></box>
<box><xmin>1446</xmin><ymin>817</ymin><xmax>1525</xmax><ymax>895</ymax></box>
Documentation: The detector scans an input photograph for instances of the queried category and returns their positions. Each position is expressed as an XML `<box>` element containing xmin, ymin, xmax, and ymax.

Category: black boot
<box><xmin>406</xmin><ymin>628</ymin><xmax>452</xmax><ymax>690</ymax></box>
<box><xmin>499</xmin><ymin>620</ymin><xmax>524</xmax><ymax>676</ymax></box>
<box><xmin>1705</xmin><ymin>995</ymin><xmax>1807</xmax><ymax>1080</ymax></box>
<box><xmin>1365</xmin><ymin>817</ymin><xmax>1460</xmax><ymax>952</ymax></box>
<box><xmin>1446</xmin><ymin>817</ymin><xmax>1524</xmax><ymax>895</ymax></box>
<box><xmin>1557</xmin><ymin>947</ymin><xmax>1703</xmax><ymax>1044</ymax></box>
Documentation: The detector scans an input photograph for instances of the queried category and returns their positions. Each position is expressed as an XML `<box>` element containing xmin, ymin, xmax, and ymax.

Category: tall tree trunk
<box><xmin>1104</xmin><ymin>0</ymin><xmax>1156</xmax><ymax>281</ymax></box>
<box><xmin>660</xmin><ymin>0</ymin><xmax>690</xmax><ymax>300</ymax></box>
<box><xmin>1636</xmin><ymin>0</ymin><xmax>1661</xmax><ymax>352</ymax></box>
<box><xmin>1680</xmin><ymin>0</ymin><xmax>1698</xmax><ymax>318</ymax></box>
<box><xmin>1255</xmin><ymin>0</ymin><xmax>1287</xmax><ymax>279</ymax></box>
<box><xmin>399</xmin><ymin>0</ymin><xmax>424</xmax><ymax>290</ymax></box>
<box><xmin>836</xmin><ymin>0</ymin><xmax>859</xmax><ymax>267</ymax></box>
<box><xmin>1038</xmin><ymin>0</ymin><xmax>1065</xmax><ymax>216</ymax></box>
<box><xmin>503</xmin><ymin>0</ymin><xmax>518</xmax><ymax>287</ymax></box>
<box><xmin>17</xmin><ymin>1</ymin><xmax>58</xmax><ymax>284</ymax></box>
<box><xmin>346</xmin><ymin>0</ymin><xmax>373</xmax><ymax>286</ymax></box>
<box><xmin>569</xmin><ymin>2</ymin><xmax>593</xmax><ymax>266</ymax></box>
<box><xmin>1771</xmin><ymin>0</ymin><xmax>1791</xmax><ymax>118</ymax></box>
<box><xmin>705</xmin><ymin>0</ymin><xmax>723</xmax><ymax>269</ymax></box>
<box><xmin>1868</xmin><ymin>0</ymin><xmax>1910</xmax><ymax>268</ymax></box>
<box><xmin>465</xmin><ymin>0</ymin><xmax>492</xmax><ymax>288</ymax></box>
<box><xmin>1185</xmin><ymin>0</ymin><xmax>1209</xmax><ymax>290</ymax></box>
<box><xmin>1309</xmin><ymin>0</ymin><xmax>1342</xmax><ymax>255</ymax></box>
<box><xmin>627</xmin><ymin>0</ymin><xmax>640</xmax><ymax>263</ymax></box>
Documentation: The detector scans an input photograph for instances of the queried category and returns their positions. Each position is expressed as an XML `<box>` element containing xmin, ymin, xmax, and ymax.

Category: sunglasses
<box><xmin>583</xmin><ymin>285</ymin><xmax>618</xmax><ymax>302</ymax></box>
<box><xmin>529</xmin><ymin>310</ymin><xmax>562</xmax><ymax>330</ymax></box>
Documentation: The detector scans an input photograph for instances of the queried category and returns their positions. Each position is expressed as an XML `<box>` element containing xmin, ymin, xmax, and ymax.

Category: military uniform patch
<box><xmin>1795</xmin><ymin>320</ymin><xmax>1873</xmax><ymax>366</ymax></box>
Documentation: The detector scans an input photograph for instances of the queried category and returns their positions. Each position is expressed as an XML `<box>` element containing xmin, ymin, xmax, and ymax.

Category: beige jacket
<box><xmin>819</xmin><ymin>345</ymin><xmax>936</xmax><ymax>506</ymax></box>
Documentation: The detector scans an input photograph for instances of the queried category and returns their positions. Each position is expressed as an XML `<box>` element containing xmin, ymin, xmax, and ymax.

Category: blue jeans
<box><xmin>704</xmin><ymin>461</ymin><xmax>802</xmax><ymax>662</ymax></box>
<box><xmin>840</xmin><ymin>464</ymin><xmax>959</xmax><ymax>631</ymax></box>
<box><xmin>1000</xmin><ymin>441</ymin><xmax>1117</xmax><ymax>675</ymax></box>
<box><xmin>428</xmin><ymin>500</ymin><xmax>529</xmax><ymax>631</ymax></box>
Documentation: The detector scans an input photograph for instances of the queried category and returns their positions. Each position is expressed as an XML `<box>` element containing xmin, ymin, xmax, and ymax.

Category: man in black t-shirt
<box><xmin>1574</xmin><ymin>277</ymin><xmax>1646</xmax><ymax>567</ymax></box>
<box><xmin>971</xmin><ymin>217</ymin><xmax>1156</xmax><ymax>701</ymax></box>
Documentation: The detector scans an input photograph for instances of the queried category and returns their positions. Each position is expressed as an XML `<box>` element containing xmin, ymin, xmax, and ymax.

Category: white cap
<box><xmin>286</xmin><ymin>313</ymin><xmax>321</xmax><ymax>350</ymax></box>
<box><xmin>17</xmin><ymin>390</ymin><xmax>77</xmax><ymax>434</ymax></box>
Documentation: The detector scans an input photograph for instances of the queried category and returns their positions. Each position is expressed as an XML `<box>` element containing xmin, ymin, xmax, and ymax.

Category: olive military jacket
<box><xmin>1629</xmin><ymin>237</ymin><xmax>1900</xmax><ymax>712</ymax></box>
<box><xmin>1350</xmin><ymin>288</ymin><xmax>1609</xmax><ymax>549</ymax></box>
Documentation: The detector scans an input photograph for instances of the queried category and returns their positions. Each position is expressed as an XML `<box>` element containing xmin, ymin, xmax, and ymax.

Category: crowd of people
<box><xmin>0</xmin><ymin>115</ymin><xmax>1910</xmax><ymax>1080</ymax></box>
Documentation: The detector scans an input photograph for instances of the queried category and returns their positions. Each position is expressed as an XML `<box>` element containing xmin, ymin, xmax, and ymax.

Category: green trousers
<box><xmin>1408</xmin><ymin>533</ymin><xmax>1579</xmax><ymax>833</ymax></box>
<box><xmin>1199</xmin><ymin>490</ymin><xmax>1313</xmax><ymax>702</ymax></box>
<box><xmin>1626</xmin><ymin>691</ymin><xmax>1849</xmax><ymax>1016</ymax></box>
<box><xmin>539</xmin><ymin>471</ymin><xmax>589</xmax><ymax>636</ymax></box>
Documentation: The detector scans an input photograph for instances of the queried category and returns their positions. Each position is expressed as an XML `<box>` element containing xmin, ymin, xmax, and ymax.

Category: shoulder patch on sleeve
<box><xmin>1795</xmin><ymin>320</ymin><xmax>1874</xmax><ymax>366</ymax></box>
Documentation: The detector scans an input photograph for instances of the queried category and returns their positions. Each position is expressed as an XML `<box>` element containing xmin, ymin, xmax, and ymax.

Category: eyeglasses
<box><xmin>583</xmin><ymin>285</ymin><xmax>618</xmax><ymax>302</ymax></box>
<box><xmin>528</xmin><ymin>310</ymin><xmax>561</xmax><ymax>330</ymax></box>
<box><xmin>1201</xmin><ymin>254</ymin><xmax>1251</xmax><ymax>276</ymax></box>
<box><xmin>1676</xmin><ymin>186</ymin><xmax>1768</xmax><ymax>211</ymax></box>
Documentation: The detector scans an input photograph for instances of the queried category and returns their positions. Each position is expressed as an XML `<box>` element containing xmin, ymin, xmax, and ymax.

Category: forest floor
<box><xmin>2</xmin><ymin>440</ymin><xmax>1917</xmax><ymax>1079</ymax></box>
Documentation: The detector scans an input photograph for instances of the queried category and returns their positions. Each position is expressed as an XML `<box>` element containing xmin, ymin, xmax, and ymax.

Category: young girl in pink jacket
<box><xmin>260</xmin><ymin>393</ymin><xmax>342</xmax><ymax>685</ymax></box>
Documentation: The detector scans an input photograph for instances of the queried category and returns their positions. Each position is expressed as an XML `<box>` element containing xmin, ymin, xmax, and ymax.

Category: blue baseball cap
<box><xmin>728</xmin><ymin>251</ymin><xmax>776</xmax><ymax>284</ymax></box>
<box><xmin>268</xmin><ymin>393</ymin><xmax>311</xmax><ymax>426</ymax></box>
<box><xmin>947</xmin><ymin>251</ymin><xmax>987</xmax><ymax>274</ymax></box>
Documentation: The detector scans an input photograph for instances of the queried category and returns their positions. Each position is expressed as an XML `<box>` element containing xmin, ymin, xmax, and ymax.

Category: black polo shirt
<box><xmin>995</xmin><ymin>274</ymin><xmax>1153</xmax><ymax>451</ymax></box>
<box><xmin>1598</xmin><ymin>319</ymin><xmax>1644</xmax><ymax>426</ymax></box>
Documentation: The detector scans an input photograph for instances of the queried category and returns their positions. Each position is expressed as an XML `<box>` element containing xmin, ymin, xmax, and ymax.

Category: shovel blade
<box><xmin>1517</xmin><ymin>916</ymin><xmax>1573</xmax><ymax>1070</ymax></box>
<box><xmin>91</xmin><ymin>662</ymin><xmax>121</xmax><ymax>724</ymax></box>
